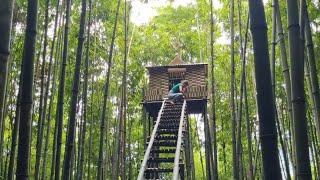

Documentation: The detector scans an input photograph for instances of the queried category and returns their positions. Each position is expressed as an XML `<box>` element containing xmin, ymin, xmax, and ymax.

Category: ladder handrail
<box><xmin>172</xmin><ymin>100</ymin><xmax>187</xmax><ymax>180</ymax></box>
<box><xmin>137</xmin><ymin>100</ymin><xmax>166</xmax><ymax>180</ymax></box>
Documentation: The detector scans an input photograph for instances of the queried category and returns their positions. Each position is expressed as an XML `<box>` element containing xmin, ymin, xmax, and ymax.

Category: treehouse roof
<box><xmin>146</xmin><ymin>54</ymin><xmax>208</xmax><ymax>71</ymax></box>
<box><xmin>146</xmin><ymin>63</ymin><xmax>208</xmax><ymax>70</ymax></box>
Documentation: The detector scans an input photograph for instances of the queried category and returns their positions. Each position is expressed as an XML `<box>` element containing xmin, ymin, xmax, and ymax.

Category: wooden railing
<box><xmin>144</xmin><ymin>89</ymin><xmax>166</xmax><ymax>102</ymax></box>
<box><xmin>172</xmin><ymin>100</ymin><xmax>187</xmax><ymax>180</ymax></box>
<box><xmin>144</xmin><ymin>86</ymin><xmax>207</xmax><ymax>102</ymax></box>
<box><xmin>137</xmin><ymin>100</ymin><xmax>166</xmax><ymax>180</ymax></box>
<box><xmin>184</xmin><ymin>86</ymin><xmax>207</xmax><ymax>99</ymax></box>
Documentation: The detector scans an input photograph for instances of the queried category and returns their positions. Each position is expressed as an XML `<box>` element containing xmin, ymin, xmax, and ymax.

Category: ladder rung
<box><xmin>151</xmin><ymin>149</ymin><xmax>176</xmax><ymax>154</ymax></box>
<box><xmin>148</xmin><ymin>157</ymin><xmax>175</xmax><ymax>163</ymax></box>
<box><xmin>157</xmin><ymin>129</ymin><xmax>178</xmax><ymax>134</ymax></box>
<box><xmin>147</xmin><ymin>135</ymin><xmax>177</xmax><ymax>141</ymax></box>
<box><xmin>151</xmin><ymin>140</ymin><xmax>177</xmax><ymax>147</ymax></box>
<box><xmin>158</xmin><ymin>124</ymin><xmax>179</xmax><ymax>129</ymax></box>
<box><xmin>159</xmin><ymin>119</ymin><xmax>180</xmax><ymax>123</ymax></box>
<box><xmin>145</xmin><ymin>168</ymin><xmax>173</xmax><ymax>173</ymax></box>
<box><xmin>161</xmin><ymin>115</ymin><xmax>180</xmax><ymax>119</ymax></box>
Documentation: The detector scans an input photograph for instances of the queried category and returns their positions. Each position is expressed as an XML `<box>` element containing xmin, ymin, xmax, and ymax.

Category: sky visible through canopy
<box><xmin>130</xmin><ymin>0</ymin><xmax>231</xmax><ymax>44</ymax></box>
<box><xmin>130</xmin><ymin>0</ymin><xmax>222</xmax><ymax>26</ymax></box>
<box><xmin>130</xmin><ymin>0</ymin><xmax>269</xmax><ymax>26</ymax></box>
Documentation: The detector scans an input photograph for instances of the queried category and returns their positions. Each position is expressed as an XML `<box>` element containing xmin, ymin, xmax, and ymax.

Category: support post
<box><xmin>203</xmin><ymin>102</ymin><xmax>214</xmax><ymax>180</ymax></box>
<box><xmin>185</xmin><ymin>114</ymin><xmax>192</xmax><ymax>180</ymax></box>
<box><xmin>142</xmin><ymin>104</ymin><xmax>147</xmax><ymax>150</ymax></box>
<box><xmin>188</xmin><ymin>114</ymin><xmax>196</xmax><ymax>180</ymax></box>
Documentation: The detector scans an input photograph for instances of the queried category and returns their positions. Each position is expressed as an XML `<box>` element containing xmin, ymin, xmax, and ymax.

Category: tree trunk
<box><xmin>276</xmin><ymin>112</ymin><xmax>291</xmax><ymax>179</ymax></box>
<box><xmin>96</xmin><ymin>0</ymin><xmax>121</xmax><ymax>178</ymax></box>
<box><xmin>304</xmin><ymin>4</ymin><xmax>320</xmax><ymax>139</ymax></box>
<box><xmin>50</xmin><ymin>16</ymin><xmax>64</xmax><ymax>180</ymax></box>
<box><xmin>194</xmin><ymin>116</ymin><xmax>206</xmax><ymax>179</ymax></box>
<box><xmin>270</xmin><ymin>0</ymin><xmax>291</xmax><ymax>178</ymax></box>
<box><xmin>286</xmin><ymin>0</ymin><xmax>312</xmax><ymax>178</ymax></box>
<box><xmin>244</xmin><ymin>69</ymin><xmax>254</xmax><ymax>180</ymax></box>
<box><xmin>7</xmin><ymin>59</ymin><xmax>24</xmax><ymax>180</ymax></box>
<box><xmin>307</xmin><ymin>110</ymin><xmax>320</xmax><ymax>179</ymax></box>
<box><xmin>112</xmin><ymin>94</ymin><xmax>121</xmax><ymax>179</ymax></box>
<box><xmin>248</xmin><ymin>0</ymin><xmax>281</xmax><ymax>179</ymax></box>
<box><xmin>188</xmin><ymin>116</ymin><xmax>196</xmax><ymax>180</ymax></box>
<box><xmin>87</xmin><ymin>34</ymin><xmax>97</xmax><ymax>180</ymax></box>
<box><xmin>119</xmin><ymin>1</ymin><xmax>128</xmax><ymax>179</ymax></box>
<box><xmin>309</xmin><ymin>116</ymin><xmax>320</xmax><ymax>177</ymax></box>
<box><xmin>41</xmin><ymin>53</ymin><xmax>58</xmax><ymax>180</ymax></box>
<box><xmin>203</xmin><ymin>104</ymin><xmax>214</xmax><ymax>180</ymax></box>
<box><xmin>7</xmin><ymin>104</ymin><xmax>19</xmax><ymax>180</ymax></box>
<box><xmin>78</xmin><ymin>0</ymin><xmax>92</xmax><ymax>178</ymax></box>
<box><xmin>0</xmin><ymin>0</ymin><xmax>14</xmax><ymax>168</ymax></box>
<box><xmin>142</xmin><ymin>90</ymin><xmax>147</xmax><ymax>150</ymax></box>
<box><xmin>35</xmin><ymin>0</ymin><xmax>51</xmax><ymax>178</ymax></box>
<box><xmin>209</xmin><ymin>0</ymin><xmax>218</xmax><ymax>179</ymax></box>
<box><xmin>230</xmin><ymin>0</ymin><xmax>237</xmax><ymax>179</ymax></box>
<box><xmin>221</xmin><ymin>115</ymin><xmax>227</xmax><ymax>176</ymax></box>
<box><xmin>41</xmin><ymin>0</ymin><xmax>61</xmax><ymax>179</ymax></box>
<box><xmin>240</xmin><ymin>13</ymin><xmax>254</xmax><ymax>180</ymax></box>
<box><xmin>236</xmin><ymin>1</ymin><xmax>247</xmax><ymax>179</ymax></box>
<box><xmin>75</xmin><ymin>100</ymin><xmax>83</xmax><ymax>178</ymax></box>
<box><xmin>16</xmin><ymin>0</ymin><xmax>39</xmax><ymax>178</ymax></box>
<box><xmin>50</xmin><ymin>22</ymin><xmax>64</xmax><ymax>180</ymax></box>
<box><xmin>305</xmin><ymin>49</ymin><xmax>320</xmax><ymax>179</ymax></box>
<box><xmin>62</xmin><ymin>0</ymin><xmax>87</xmax><ymax>177</ymax></box>
<box><xmin>127</xmin><ymin>115</ymin><xmax>133</xmax><ymax>180</ymax></box>
<box><xmin>184</xmin><ymin>114</ymin><xmax>192</xmax><ymax>180</ymax></box>
<box><xmin>53</xmin><ymin>0</ymin><xmax>72</xmax><ymax>176</ymax></box>
<box><xmin>87</xmin><ymin>105</ymin><xmax>93</xmax><ymax>180</ymax></box>
<box><xmin>274</xmin><ymin>0</ymin><xmax>297</xmax><ymax>175</ymax></box>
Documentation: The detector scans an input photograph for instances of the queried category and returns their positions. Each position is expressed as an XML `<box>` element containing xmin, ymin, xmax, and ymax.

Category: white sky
<box><xmin>130</xmin><ymin>0</ymin><xmax>270</xmax><ymax>45</ymax></box>
<box><xmin>130</xmin><ymin>0</ymin><xmax>222</xmax><ymax>26</ymax></box>
<box><xmin>130</xmin><ymin>0</ymin><xmax>269</xmax><ymax>26</ymax></box>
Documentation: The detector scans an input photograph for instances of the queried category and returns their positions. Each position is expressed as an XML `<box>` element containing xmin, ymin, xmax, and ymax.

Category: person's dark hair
<box><xmin>181</xmin><ymin>80</ymin><xmax>189</xmax><ymax>86</ymax></box>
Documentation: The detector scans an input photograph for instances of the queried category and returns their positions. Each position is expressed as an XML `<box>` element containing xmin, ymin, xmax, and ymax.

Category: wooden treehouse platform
<box><xmin>143</xmin><ymin>98</ymin><xmax>207</xmax><ymax>118</ymax></box>
<box><xmin>143</xmin><ymin>55</ymin><xmax>208</xmax><ymax>117</ymax></box>
<box><xmin>138</xmin><ymin>55</ymin><xmax>208</xmax><ymax>179</ymax></box>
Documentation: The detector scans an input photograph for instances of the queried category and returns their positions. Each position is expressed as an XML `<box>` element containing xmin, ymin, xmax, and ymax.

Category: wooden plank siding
<box><xmin>144</xmin><ymin>64</ymin><xmax>208</xmax><ymax>102</ymax></box>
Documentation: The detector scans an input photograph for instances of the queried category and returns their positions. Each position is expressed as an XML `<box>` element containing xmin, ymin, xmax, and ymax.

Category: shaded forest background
<box><xmin>0</xmin><ymin>0</ymin><xmax>320</xmax><ymax>179</ymax></box>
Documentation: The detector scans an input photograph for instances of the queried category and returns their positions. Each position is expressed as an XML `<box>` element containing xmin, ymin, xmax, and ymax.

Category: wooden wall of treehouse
<box><xmin>145</xmin><ymin>64</ymin><xmax>208</xmax><ymax>101</ymax></box>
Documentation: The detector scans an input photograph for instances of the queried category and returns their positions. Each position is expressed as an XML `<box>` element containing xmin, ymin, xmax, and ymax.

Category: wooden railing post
<box><xmin>173</xmin><ymin>100</ymin><xmax>187</xmax><ymax>180</ymax></box>
<box><xmin>137</xmin><ymin>100</ymin><xmax>166</xmax><ymax>180</ymax></box>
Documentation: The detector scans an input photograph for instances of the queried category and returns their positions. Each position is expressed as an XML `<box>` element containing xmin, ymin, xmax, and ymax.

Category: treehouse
<box><xmin>143</xmin><ymin>55</ymin><xmax>208</xmax><ymax>118</ymax></box>
<box><xmin>139</xmin><ymin>55</ymin><xmax>209</xmax><ymax>179</ymax></box>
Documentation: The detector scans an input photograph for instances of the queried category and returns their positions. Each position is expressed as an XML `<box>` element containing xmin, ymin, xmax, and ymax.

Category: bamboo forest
<box><xmin>1</xmin><ymin>0</ymin><xmax>320</xmax><ymax>179</ymax></box>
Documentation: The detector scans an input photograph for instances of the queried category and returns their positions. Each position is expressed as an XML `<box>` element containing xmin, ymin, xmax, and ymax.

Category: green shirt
<box><xmin>170</xmin><ymin>83</ymin><xmax>181</xmax><ymax>93</ymax></box>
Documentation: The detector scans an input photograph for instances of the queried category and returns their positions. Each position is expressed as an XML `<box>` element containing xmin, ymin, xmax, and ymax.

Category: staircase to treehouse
<box><xmin>140</xmin><ymin>56</ymin><xmax>208</xmax><ymax>179</ymax></box>
<box><xmin>138</xmin><ymin>100</ymin><xmax>187</xmax><ymax>180</ymax></box>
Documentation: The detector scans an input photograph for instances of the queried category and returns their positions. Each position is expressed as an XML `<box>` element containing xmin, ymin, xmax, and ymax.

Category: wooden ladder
<box><xmin>138</xmin><ymin>100</ymin><xmax>187</xmax><ymax>180</ymax></box>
